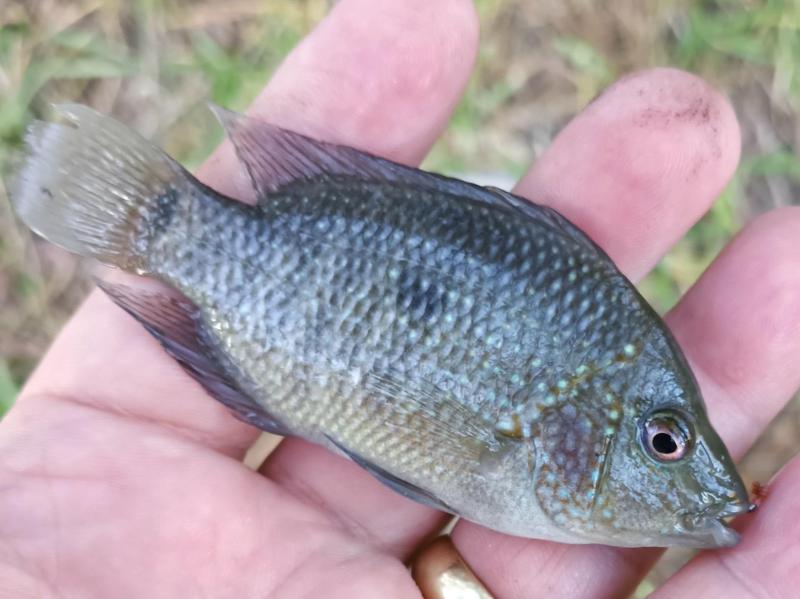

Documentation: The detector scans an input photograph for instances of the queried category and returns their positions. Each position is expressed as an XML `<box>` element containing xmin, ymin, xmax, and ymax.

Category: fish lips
<box><xmin>678</xmin><ymin>500</ymin><xmax>752</xmax><ymax>548</ymax></box>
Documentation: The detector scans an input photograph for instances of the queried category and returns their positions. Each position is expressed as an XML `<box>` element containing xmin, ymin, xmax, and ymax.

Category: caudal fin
<box><xmin>11</xmin><ymin>104</ymin><xmax>190</xmax><ymax>272</ymax></box>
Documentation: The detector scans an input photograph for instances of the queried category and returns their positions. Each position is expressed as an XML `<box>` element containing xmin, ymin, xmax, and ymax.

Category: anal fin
<box><xmin>326</xmin><ymin>435</ymin><xmax>453</xmax><ymax>514</ymax></box>
<box><xmin>97</xmin><ymin>280</ymin><xmax>291</xmax><ymax>437</ymax></box>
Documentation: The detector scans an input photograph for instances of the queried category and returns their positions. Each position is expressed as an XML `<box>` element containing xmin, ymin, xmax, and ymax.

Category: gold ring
<box><xmin>411</xmin><ymin>535</ymin><xmax>494</xmax><ymax>599</ymax></box>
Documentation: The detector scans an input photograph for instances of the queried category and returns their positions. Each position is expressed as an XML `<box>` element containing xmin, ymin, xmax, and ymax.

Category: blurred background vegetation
<box><xmin>1</xmin><ymin>0</ymin><xmax>799</xmax><ymax>591</ymax></box>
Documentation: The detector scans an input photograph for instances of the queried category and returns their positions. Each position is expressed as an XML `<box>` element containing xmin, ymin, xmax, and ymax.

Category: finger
<box><xmin>668</xmin><ymin>207</ymin><xmax>800</xmax><ymax>453</ymax></box>
<box><xmin>448</xmin><ymin>68</ymin><xmax>737</xmax><ymax>597</ymax></box>
<box><xmin>517</xmin><ymin>67</ymin><xmax>741</xmax><ymax>281</ymax></box>
<box><xmin>453</xmin><ymin>207</ymin><xmax>800</xmax><ymax>598</ymax></box>
<box><xmin>198</xmin><ymin>0</ymin><xmax>477</xmax><ymax>202</ymax></box>
<box><xmin>652</xmin><ymin>455</ymin><xmax>800</xmax><ymax>598</ymax></box>
<box><xmin>15</xmin><ymin>0</ymin><xmax>478</xmax><ymax>459</ymax></box>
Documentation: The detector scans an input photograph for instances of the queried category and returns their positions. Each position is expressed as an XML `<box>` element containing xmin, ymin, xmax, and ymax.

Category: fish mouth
<box><xmin>680</xmin><ymin>501</ymin><xmax>752</xmax><ymax>548</ymax></box>
<box><xmin>701</xmin><ymin>517</ymin><xmax>740</xmax><ymax>548</ymax></box>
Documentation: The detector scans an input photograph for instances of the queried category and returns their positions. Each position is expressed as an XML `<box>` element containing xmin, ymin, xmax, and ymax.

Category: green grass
<box><xmin>0</xmin><ymin>361</ymin><xmax>18</xmax><ymax>416</ymax></box>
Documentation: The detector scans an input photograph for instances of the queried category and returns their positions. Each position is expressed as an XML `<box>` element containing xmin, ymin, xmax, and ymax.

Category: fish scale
<box><xmin>11</xmin><ymin>104</ymin><xmax>752</xmax><ymax>547</ymax></box>
<box><xmin>147</xmin><ymin>178</ymin><xmax>655</xmax><ymax>512</ymax></box>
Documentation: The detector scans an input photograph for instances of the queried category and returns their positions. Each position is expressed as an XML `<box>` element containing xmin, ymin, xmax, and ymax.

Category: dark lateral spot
<box><xmin>396</xmin><ymin>268</ymin><xmax>448</xmax><ymax>323</ymax></box>
<box><xmin>149</xmin><ymin>188</ymin><xmax>178</xmax><ymax>238</ymax></box>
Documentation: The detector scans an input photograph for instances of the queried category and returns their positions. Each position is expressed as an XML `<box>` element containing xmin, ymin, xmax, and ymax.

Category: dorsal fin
<box><xmin>96</xmin><ymin>280</ymin><xmax>291</xmax><ymax>436</ymax></box>
<box><xmin>209</xmin><ymin>105</ymin><xmax>600</xmax><ymax>254</ymax></box>
<box><xmin>209</xmin><ymin>104</ymin><xmax>417</xmax><ymax>195</ymax></box>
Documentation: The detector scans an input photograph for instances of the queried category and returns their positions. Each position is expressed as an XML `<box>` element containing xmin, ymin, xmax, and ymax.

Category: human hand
<box><xmin>2</xmin><ymin>1</ymin><xmax>799</xmax><ymax>597</ymax></box>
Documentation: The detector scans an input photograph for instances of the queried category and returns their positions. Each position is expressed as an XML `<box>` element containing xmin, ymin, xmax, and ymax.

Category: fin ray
<box><xmin>96</xmin><ymin>280</ymin><xmax>290</xmax><ymax>436</ymax></box>
<box><xmin>211</xmin><ymin>105</ymin><xmax>600</xmax><ymax>253</ymax></box>
<box><xmin>363</xmin><ymin>368</ymin><xmax>499</xmax><ymax>455</ymax></box>
<box><xmin>12</xmin><ymin>104</ymin><xmax>191</xmax><ymax>272</ymax></box>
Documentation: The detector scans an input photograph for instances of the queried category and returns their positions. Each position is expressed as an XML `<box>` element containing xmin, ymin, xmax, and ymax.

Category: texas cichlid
<box><xmin>12</xmin><ymin>104</ymin><xmax>753</xmax><ymax>548</ymax></box>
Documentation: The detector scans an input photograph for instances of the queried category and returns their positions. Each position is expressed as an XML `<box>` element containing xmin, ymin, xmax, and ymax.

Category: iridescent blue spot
<box><xmin>495</xmin><ymin>414</ymin><xmax>517</xmax><ymax>434</ymax></box>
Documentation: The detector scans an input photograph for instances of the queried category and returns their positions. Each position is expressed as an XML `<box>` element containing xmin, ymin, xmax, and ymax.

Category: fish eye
<box><xmin>640</xmin><ymin>410</ymin><xmax>693</xmax><ymax>462</ymax></box>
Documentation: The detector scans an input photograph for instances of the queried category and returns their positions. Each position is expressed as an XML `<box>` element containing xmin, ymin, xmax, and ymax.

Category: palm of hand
<box><xmin>3</xmin><ymin>1</ymin><xmax>800</xmax><ymax>598</ymax></box>
<box><xmin>4</xmin><ymin>384</ymin><xmax>418</xmax><ymax>598</ymax></box>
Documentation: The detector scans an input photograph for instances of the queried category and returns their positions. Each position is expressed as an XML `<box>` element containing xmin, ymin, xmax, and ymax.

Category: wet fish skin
<box><xmin>11</xmin><ymin>104</ymin><xmax>750</xmax><ymax>547</ymax></box>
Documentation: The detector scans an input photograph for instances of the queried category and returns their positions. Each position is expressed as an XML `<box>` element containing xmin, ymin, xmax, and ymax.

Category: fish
<box><xmin>11</xmin><ymin>104</ymin><xmax>752</xmax><ymax>548</ymax></box>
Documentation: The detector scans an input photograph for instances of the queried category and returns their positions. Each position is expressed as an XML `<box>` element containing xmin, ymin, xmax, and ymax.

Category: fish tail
<box><xmin>11</xmin><ymin>104</ymin><xmax>192</xmax><ymax>273</ymax></box>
